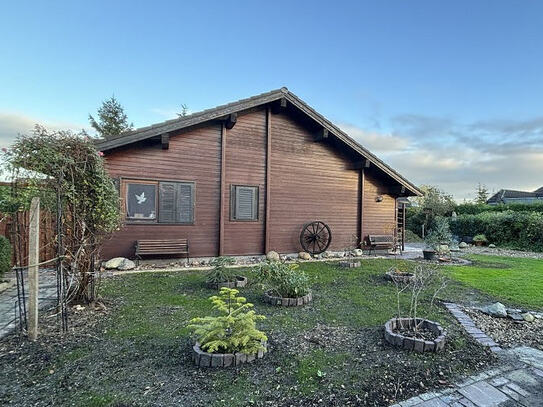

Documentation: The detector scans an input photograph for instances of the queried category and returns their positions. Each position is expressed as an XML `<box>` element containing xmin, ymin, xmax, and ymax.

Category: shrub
<box><xmin>254</xmin><ymin>261</ymin><xmax>310</xmax><ymax>298</ymax></box>
<box><xmin>187</xmin><ymin>287</ymin><xmax>267</xmax><ymax>354</ymax></box>
<box><xmin>450</xmin><ymin>211</ymin><xmax>543</xmax><ymax>251</ymax></box>
<box><xmin>0</xmin><ymin>236</ymin><xmax>11</xmax><ymax>278</ymax></box>
<box><xmin>206</xmin><ymin>256</ymin><xmax>236</xmax><ymax>284</ymax></box>
<box><xmin>473</xmin><ymin>234</ymin><xmax>488</xmax><ymax>243</ymax></box>
<box><xmin>456</xmin><ymin>202</ymin><xmax>543</xmax><ymax>215</ymax></box>
<box><xmin>424</xmin><ymin>216</ymin><xmax>452</xmax><ymax>252</ymax></box>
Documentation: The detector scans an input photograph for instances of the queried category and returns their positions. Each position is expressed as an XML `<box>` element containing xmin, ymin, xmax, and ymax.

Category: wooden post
<box><xmin>359</xmin><ymin>168</ymin><xmax>365</xmax><ymax>248</ymax></box>
<box><xmin>28</xmin><ymin>197</ymin><xmax>40</xmax><ymax>341</ymax></box>
<box><xmin>264</xmin><ymin>108</ymin><xmax>272</xmax><ymax>253</ymax></box>
<box><xmin>219</xmin><ymin>122</ymin><xmax>226</xmax><ymax>256</ymax></box>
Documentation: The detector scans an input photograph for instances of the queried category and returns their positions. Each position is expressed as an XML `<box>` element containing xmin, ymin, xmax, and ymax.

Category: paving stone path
<box><xmin>391</xmin><ymin>302</ymin><xmax>543</xmax><ymax>406</ymax></box>
<box><xmin>0</xmin><ymin>268</ymin><xmax>57</xmax><ymax>338</ymax></box>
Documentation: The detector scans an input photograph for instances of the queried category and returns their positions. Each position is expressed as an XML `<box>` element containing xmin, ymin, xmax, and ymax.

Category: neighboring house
<box><xmin>487</xmin><ymin>187</ymin><xmax>543</xmax><ymax>205</ymax></box>
<box><xmin>96</xmin><ymin>87</ymin><xmax>421</xmax><ymax>259</ymax></box>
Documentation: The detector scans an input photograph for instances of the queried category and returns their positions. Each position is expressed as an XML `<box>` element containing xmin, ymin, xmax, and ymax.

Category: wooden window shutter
<box><xmin>234</xmin><ymin>186</ymin><xmax>258</xmax><ymax>220</ymax></box>
<box><xmin>158</xmin><ymin>182</ymin><xmax>176</xmax><ymax>223</ymax></box>
<box><xmin>176</xmin><ymin>183</ymin><xmax>194</xmax><ymax>224</ymax></box>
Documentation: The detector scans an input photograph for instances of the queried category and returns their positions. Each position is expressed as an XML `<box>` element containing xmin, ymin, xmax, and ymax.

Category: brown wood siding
<box><xmin>101</xmin><ymin>124</ymin><xmax>222</xmax><ymax>259</ymax></box>
<box><xmin>268</xmin><ymin>112</ymin><xmax>360</xmax><ymax>253</ymax></box>
<box><xmin>223</xmin><ymin>110</ymin><xmax>266</xmax><ymax>255</ymax></box>
<box><xmin>361</xmin><ymin>171</ymin><xmax>397</xmax><ymax>245</ymax></box>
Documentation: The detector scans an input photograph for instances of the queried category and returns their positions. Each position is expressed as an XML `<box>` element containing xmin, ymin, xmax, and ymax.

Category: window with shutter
<box><xmin>124</xmin><ymin>179</ymin><xmax>194</xmax><ymax>224</ymax></box>
<box><xmin>231</xmin><ymin>185</ymin><xmax>259</xmax><ymax>221</ymax></box>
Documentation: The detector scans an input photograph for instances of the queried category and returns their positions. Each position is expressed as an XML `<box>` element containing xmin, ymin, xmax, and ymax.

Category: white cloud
<box><xmin>339</xmin><ymin>116</ymin><xmax>543</xmax><ymax>202</ymax></box>
<box><xmin>0</xmin><ymin>111</ymin><xmax>88</xmax><ymax>149</ymax></box>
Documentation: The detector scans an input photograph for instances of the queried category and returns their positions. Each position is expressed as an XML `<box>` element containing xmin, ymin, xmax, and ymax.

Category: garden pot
<box><xmin>206</xmin><ymin>276</ymin><xmax>247</xmax><ymax>290</ymax></box>
<box><xmin>384</xmin><ymin>318</ymin><xmax>446</xmax><ymax>353</ymax></box>
<box><xmin>422</xmin><ymin>250</ymin><xmax>436</xmax><ymax>260</ymax></box>
<box><xmin>339</xmin><ymin>260</ymin><xmax>361</xmax><ymax>268</ymax></box>
<box><xmin>192</xmin><ymin>341</ymin><xmax>267</xmax><ymax>368</ymax></box>
<box><xmin>263</xmin><ymin>290</ymin><xmax>312</xmax><ymax>307</ymax></box>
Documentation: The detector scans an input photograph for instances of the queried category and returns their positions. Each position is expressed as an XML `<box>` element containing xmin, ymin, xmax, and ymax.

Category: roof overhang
<box><xmin>96</xmin><ymin>88</ymin><xmax>422</xmax><ymax>197</ymax></box>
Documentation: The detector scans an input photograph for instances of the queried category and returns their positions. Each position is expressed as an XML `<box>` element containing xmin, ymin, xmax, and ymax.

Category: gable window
<box><xmin>124</xmin><ymin>179</ymin><xmax>194</xmax><ymax>224</ymax></box>
<box><xmin>231</xmin><ymin>185</ymin><xmax>259</xmax><ymax>221</ymax></box>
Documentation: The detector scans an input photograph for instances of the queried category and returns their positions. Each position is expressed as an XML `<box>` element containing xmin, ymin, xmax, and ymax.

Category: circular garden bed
<box><xmin>384</xmin><ymin>270</ymin><xmax>414</xmax><ymax>284</ymax></box>
<box><xmin>206</xmin><ymin>276</ymin><xmax>247</xmax><ymax>290</ymax></box>
<box><xmin>192</xmin><ymin>341</ymin><xmax>267</xmax><ymax>368</ymax></box>
<box><xmin>384</xmin><ymin>318</ymin><xmax>446</xmax><ymax>353</ymax></box>
<box><xmin>263</xmin><ymin>290</ymin><xmax>312</xmax><ymax>307</ymax></box>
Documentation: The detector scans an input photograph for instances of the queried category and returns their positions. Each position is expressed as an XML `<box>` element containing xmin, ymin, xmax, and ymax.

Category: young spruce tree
<box><xmin>89</xmin><ymin>95</ymin><xmax>133</xmax><ymax>138</ymax></box>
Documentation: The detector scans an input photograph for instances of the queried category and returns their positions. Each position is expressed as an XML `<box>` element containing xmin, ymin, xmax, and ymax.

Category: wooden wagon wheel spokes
<box><xmin>299</xmin><ymin>221</ymin><xmax>332</xmax><ymax>255</ymax></box>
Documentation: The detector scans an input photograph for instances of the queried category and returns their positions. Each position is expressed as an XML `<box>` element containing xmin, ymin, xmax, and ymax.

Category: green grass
<box><xmin>445</xmin><ymin>254</ymin><xmax>543</xmax><ymax>309</ymax></box>
<box><xmin>5</xmin><ymin>257</ymin><xmax>520</xmax><ymax>407</ymax></box>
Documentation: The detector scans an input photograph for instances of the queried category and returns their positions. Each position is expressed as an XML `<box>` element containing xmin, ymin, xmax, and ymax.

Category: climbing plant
<box><xmin>3</xmin><ymin>125</ymin><xmax>121</xmax><ymax>302</ymax></box>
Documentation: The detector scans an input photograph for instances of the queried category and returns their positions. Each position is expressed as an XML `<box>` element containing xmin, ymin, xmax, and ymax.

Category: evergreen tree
<box><xmin>475</xmin><ymin>183</ymin><xmax>489</xmax><ymax>204</ymax></box>
<box><xmin>89</xmin><ymin>96</ymin><xmax>133</xmax><ymax>138</ymax></box>
<box><xmin>177</xmin><ymin>104</ymin><xmax>189</xmax><ymax>117</ymax></box>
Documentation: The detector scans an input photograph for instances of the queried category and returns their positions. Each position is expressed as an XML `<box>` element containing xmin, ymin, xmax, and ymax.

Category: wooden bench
<box><xmin>135</xmin><ymin>238</ymin><xmax>189</xmax><ymax>264</ymax></box>
<box><xmin>367</xmin><ymin>235</ymin><xmax>396</xmax><ymax>255</ymax></box>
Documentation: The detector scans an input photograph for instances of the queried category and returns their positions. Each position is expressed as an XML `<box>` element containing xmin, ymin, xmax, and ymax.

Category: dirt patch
<box><xmin>464</xmin><ymin>308</ymin><xmax>543</xmax><ymax>351</ymax></box>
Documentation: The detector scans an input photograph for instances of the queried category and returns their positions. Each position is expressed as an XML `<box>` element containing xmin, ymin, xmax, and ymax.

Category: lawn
<box><xmin>445</xmin><ymin>254</ymin><xmax>543</xmax><ymax>309</ymax></box>
<box><xmin>0</xmin><ymin>258</ymin><xmax>504</xmax><ymax>407</ymax></box>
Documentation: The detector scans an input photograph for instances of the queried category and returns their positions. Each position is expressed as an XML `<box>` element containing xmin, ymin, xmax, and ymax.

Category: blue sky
<box><xmin>1</xmin><ymin>1</ymin><xmax>543</xmax><ymax>200</ymax></box>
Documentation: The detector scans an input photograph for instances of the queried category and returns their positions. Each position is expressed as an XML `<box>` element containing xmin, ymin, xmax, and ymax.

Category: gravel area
<box><xmin>464</xmin><ymin>308</ymin><xmax>543</xmax><ymax>351</ymax></box>
<box><xmin>459</xmin><ymin>245</ymin><xmax>543</xmax><ymax>259</ymax></box>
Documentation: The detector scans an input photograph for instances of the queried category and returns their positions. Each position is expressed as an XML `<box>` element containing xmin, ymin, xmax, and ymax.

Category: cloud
<box><xmin>338</xmin><ymin>123</ymin><xmax>409</xmax><ymax>152</ymax></box>
<box><xmin>339</xmin><ymin>115</ymin><xmax>543</xmax><ymax>201</ymax></box>
<box><xmin>0</xmin><ymin>111</ymin><xmax>88</xmax><ymax>149</ymax></box>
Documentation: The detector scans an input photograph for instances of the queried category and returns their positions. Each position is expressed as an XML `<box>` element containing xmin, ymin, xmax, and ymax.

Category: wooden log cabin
<box><xmin>97</xmin><ymin>88</ymin><xmax>421</xmax><ymax>259</ymax></box>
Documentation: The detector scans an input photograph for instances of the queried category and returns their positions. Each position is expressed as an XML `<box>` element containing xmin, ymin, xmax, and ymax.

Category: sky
<box><xmin>1</xmin><ymin>1</ymin><xmax>543</xmax><ymax>201</ymax></box>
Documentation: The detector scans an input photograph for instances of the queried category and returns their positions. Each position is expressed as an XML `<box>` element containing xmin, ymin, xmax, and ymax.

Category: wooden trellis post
<box><xmin>28</xmin><ymin>197</ymin><xmax>40</xmax><ymax>341</ymax></box>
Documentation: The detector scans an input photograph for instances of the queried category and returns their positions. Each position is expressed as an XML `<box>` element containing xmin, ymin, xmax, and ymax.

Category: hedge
<box><xmin>449</xmin><ymin>210</ymin><xmax>543</xmax><ymax>252</ymax></box>
<box><xmin>455</xmin><ymin>202</ymin><xmax>543</xmax><ymax>215</ymax></box>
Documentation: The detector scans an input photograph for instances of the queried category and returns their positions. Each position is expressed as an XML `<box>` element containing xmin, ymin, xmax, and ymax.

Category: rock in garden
<box><xmin>298</xmin><ymin>251</ymin><xmax>311</xmax><ymax>260</ymax></box>
<box><xmin>483</xmin><ymin>302</ymin><xmax>507</xmax><ymax>318</ymax></box>
<box><xmin>118</xmin><ymin>258</ymin><xmax>136</xmax><ymax>271</ymax></box>
<box><xmin>523</xmin><ymin>313</ymin><xmax>535</xmax><ymax>322</ymax></box>
<box><xmin>352</xmin><ymin>248</ymin><xmax>363</xmax><ymax>256</ymax></box>
<box><xmin>488</xmin><ymin>244</ymin><xmax>496</xmax><ymax>248</ymax></box>
<box><xmin>104</xmin><ymin>257</ymin><xmax>126</xmax><ymax>269</ymax></box>
<box><xmin>508</xmin><ymin>311</ymin><xmax>524</xmax><ymax>321</ymax></box>
<box><xmin>266</xmin><ymin>251</ymin><xmax>280</xmax><ymax>261</ymax></box>
<box><xmin>458</xmin><ymin>242</ymin><xmax>469</xmax><ymax>249</ymax></box>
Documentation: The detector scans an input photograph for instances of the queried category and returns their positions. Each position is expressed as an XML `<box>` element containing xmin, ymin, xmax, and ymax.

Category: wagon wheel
<box><xmin>299</xmin><ymin>221</ymin><xmax>332</xmax><ymax>255</ymax></box>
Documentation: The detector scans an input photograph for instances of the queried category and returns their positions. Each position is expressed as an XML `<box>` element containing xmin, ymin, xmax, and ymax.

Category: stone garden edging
<box><xmin>263</xmin><ymin>290</ymin><xmax>312</xmax><ymax>307</ymax></box>
<box><xmin>384</xmin><ymin>318</ymin><xmax>446</xmax><ymax>353</ymax></box>
<box><xmin>192</xmin><ymin>341</ymin><xmax>267</xmax><ymax>368</ymax></box>
<box><xmin>384</xmin><ymin>270</ymin><xmax>414</xmax><ymax>284</ymax></box>
<box><xmin>206</xmin><ymin>276</ymin><xmax>247</xmax><ymax>290</ymax></box>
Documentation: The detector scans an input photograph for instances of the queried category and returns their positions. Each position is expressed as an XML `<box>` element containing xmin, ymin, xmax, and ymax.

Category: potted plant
<box><xmin>205</xmin><ymin>256</ymin><xmax>247</xmax><ymax>289</ymax></box>
<box><xmin>384</xmin><ymin>265</ymin><xmax>448</xmax><ymax>353</ymax></box>
<box><xmin>473</xmin><ymin>234</ymin><xmax>488</xmax><ymax>247</ymax></box>
<box><xmin>254</xmin><ymin>261</ymin><xmax>312</xmax><ymax>306</ymax></box>
<box><xmin>423</xmin><ymin>217</ymin><xmax>452</xmax><ymax>261</ymax></box>
<box><xmin>188</xmin><ymin>287</ymin><xmax>267</xmax><ymax>367</ymax></box>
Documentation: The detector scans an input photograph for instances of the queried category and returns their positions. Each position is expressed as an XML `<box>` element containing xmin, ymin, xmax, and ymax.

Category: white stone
<box><xmin>458</xmin><ymin>242</ymin><xmax>469</xmax><ymax>249</ymax></box>
<box><xmin>298</xmin><ymin>251</ymin><xmax>311</xmax><ymax>260</ymax></box>
<box><xmin>266</xmin><ymin>251</ymin><xmax>280</xmax><ymax>261</ymax></box>
<box><xmin>483</xmin><ymin>302</ymin><xmax>507</xmax><ymax>318</ymax></box>
<box><xmin>352</xmin><ymin>249</ymin><xmax>363</xmax><ymax>256</ymax></box>
<box><xmin>118</xmin><ymin>258</ymin><xmax>136</xmax><ymax>271</ymax></box>
<box><xmin>523</xmin><ymin>313</ymin><xmax>535</xmax><ymax>322</ymax></box>
<box><xmin>104</xmin><ymin>257</ymin><xmax>126</xmax><ymax>269</ymax></box>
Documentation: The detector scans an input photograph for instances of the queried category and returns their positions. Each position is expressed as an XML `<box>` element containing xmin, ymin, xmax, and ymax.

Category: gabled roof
<box><xmin>96</xmin><ymin>87</ymin><xmax>422</xmax><ymax>196</ymax></box>
<box><xmin>487</xmin><ymin>188</ymin><xmax>543</xmax><ymax>204</ymax></box>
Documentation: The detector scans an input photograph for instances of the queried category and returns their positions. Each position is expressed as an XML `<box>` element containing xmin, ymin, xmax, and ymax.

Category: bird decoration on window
<box><xmin>135</xmin><ymin>192</ymin><xmax>147</xmax><ymax>204</ymax></box>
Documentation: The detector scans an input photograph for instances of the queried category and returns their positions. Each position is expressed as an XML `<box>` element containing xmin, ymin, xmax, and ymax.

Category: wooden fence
<box><xmin>0</xmin><ymin>210</ymin><xmax>57</xmax><ymax>267</ymax></box>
